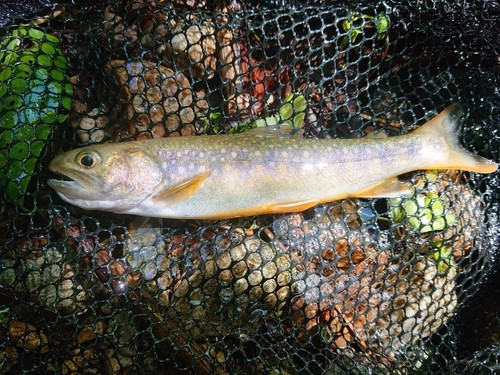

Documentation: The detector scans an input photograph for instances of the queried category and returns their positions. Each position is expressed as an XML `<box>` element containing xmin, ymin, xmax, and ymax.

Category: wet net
<box><xmin>1</xmin><ymin>0</ymin><xmax>499</xmax><ymax>373</ymax></box>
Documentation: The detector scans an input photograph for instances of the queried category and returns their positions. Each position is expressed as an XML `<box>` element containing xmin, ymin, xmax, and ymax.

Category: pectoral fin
<box><xmin>153</xmin><ymin>171</ymin><xmax>212</xmax><ymax>204</ymax></box>
<box><xmin>356</xmin><ymin>177</ymin><xmax>413</xmax><ymax>199</ymax></box>
<box><xmin>267</xmin><ymin>199</ymin><xmax>319</xmax><ymax>213</ymax></box>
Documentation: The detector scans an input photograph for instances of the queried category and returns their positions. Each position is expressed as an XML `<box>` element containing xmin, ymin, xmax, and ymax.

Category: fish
<box><xmin>48</xmin><ymin>104</ymin><xmax>497</xmax><ymax>219</ymax></box>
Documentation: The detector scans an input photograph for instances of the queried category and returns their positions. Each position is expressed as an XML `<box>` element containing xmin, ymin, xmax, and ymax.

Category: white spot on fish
<box><xmin>163</xmin><ymin>160</ymin><xmax>176</xmax><ymax>169</ymax></box>
<box><xmin>281</xmin><ymin>151</ymin><xmax>288</xmax><ymax>157</ymax></box>
<box><xmin>231</xmin><ymin>151</ymin><xmax>238</xmax><ymax>158</ymax></box>
<box><xmin>199</xmin><ymin>152</ymin><xmax>205</xmax><ymax>158</ymax></box>
<box><xmin>303</xmin><ymin>151</ymin><xmax>309</xmax><ymax>157</ymax></box>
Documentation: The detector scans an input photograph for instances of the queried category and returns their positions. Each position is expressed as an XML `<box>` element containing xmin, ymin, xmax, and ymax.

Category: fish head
<box><xmin>48</xmin><ymin>143</ymin><xmax>164</xmax><ymax>212</ymax></box>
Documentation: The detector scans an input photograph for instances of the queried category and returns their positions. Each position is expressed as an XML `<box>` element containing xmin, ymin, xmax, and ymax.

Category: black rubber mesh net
<box><xmin>1</xmin><ymin>0</ymin><xmax>499</xmax><ymax>374</ymax></box>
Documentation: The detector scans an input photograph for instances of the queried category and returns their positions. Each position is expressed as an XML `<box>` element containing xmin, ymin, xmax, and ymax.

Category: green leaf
<box><xmin>37</xmin><ymin>54</ymin><xmax>52</xmax><ymax>67</ymax></box>
<box><xmin>41</xmin><ymin>42</ymin><xmax>56</xmax><ymax>55</ymax></box>
<box><xmin>25</xmin><ymin>157</ymin><xmax>37</xmax><ymax>174</ymax></box>
<box><xmin>28</xmin><ymin>28</ymin><xmax>45</xmax><ymax>40</ymax></box>
<box><xmin>61</xmin><ymin>96</ymin><xmax>73</xmax><ymax>111</ymax></box>
<box><xmin>6</xmin><ymin>180</ymin><xmax>19</xmax><ymax>201</ymax></box>
<box><xmin>57</xmin><ymin>113</ymin><xmax>69</xmax><ymax>123</ymax></box>
<box><xmin>5</xmin><ymin>95</ymin><xmax>22</xmax><ymax>109</ymax></box>
<box><xmin>403</xmin><ymin>199</ymin><xmax>418</xmax><ymax>215</ymax></box>
<box><xmin>64</xmin><ymin>83</ymin><xmax>74</xmax><ymax>96</ymax></box>
<box><xmin>431</xmin><ymin>199</ymin><xmax>444</xmax><ymax>216</ymax></box>
<box><xmin>13</xmin><ymin>63</ymin><xmax>32</xmax><ymax>78</ymax></box>
<box><xmin>0</xmin><ymin>67</ymin><xmax>12</xmax><ymax>81</ymax></box>
<box><xmin>30</xmin><ymin>140</ymin><xmax>45</xmax><ymax>157</ymax></box>
<box><xmin>19</xmin><ymin>108</ymin><xmax>40</xmax><ymax>124</ymax></box>
<box><xmin>9</xmin><ymin>141</ymin><xmax>29</xmax><ymax>160</ymax></box>
<box><xmin>0</xmin><ymin>26</ymin><xmax>73</xmax><ymax>208</ymax></box>
<box><xmin>10</xmin><ymin>78</ymin><xmax>27</xmax><ymax>94</ymax></box>
<box><xmin>0</xmin><ymin>149</ymin><xmax>8</xmax><ymax>168</ymax></box>
<box><xmin>7</xmin><ymin>160</ymin><xmax>23</xmax><ymax>179</ymax></box>
<box><xmin>54</xmin><ymin>54</ymin><xmax>68</xmax><ymax>69</ymax></box>
<box><xmin>375</xmin><ymin>14</ymin><xmax>390</xmax><ymax>34</ymax></box>
<box><xmin>41</xmin><ymin>108</ymin><xmax>57</xmax><ymax>123</ymax></box>
<box><xmin>43</xmin><ymin>93</ymin><xmax>60</xmax><ymax>108</ymax></box>
<box><xmin>408</xmin><ymin>217</ymin><xmax>420</xmax><ymax>231</ymax></box>
<box><xmin>391</xmin><ymin>207</ymin><xmax>406</xmax><ymax>223</ymax></box>
<box><xmin>14</xmin><ymin>125</ymin><xmax>34</xmax><ymax>140</ymax></box>
<box><xmin>432</xmin><ymin>217</ymin><xmax>446</xmax><ymax>231</ymax></box>
<box><xmin>24</xmin><ymin>93</ymin><xmax>41</xmax><ymax>106</ymax></box>
<box><xmin>445</xmin><ymin>212</ymin><xmax>456</xmax><ymax>226</ymax></box>
<box><xmin>279</xmin><ymin>102</ymin><xmax>293</xmax><ymax>121</ymax></box>
<box><xmin>50</xmin><ymin>68</ymin><xmax>65</xmax><ymax>81</ymax></box>
<box><xmin>30</xmin><ymin>79</ymin><xmax>46</xmax><ymax>93</ymax></box>
<box><xmin>34</xmin><ymin>67</ymin><xmax>49</xmax><ymax>80</ymax></box>
<box><xmin>20</xmin><ymin>52</ymin><xmax>36</xmax><ymax>64</ymax></box>
<box><xmin>419</xmin><ymin>208</ymin><xmax>433</xmax><ymax>225</ymax></box>
<box><xmin>0</xmin><ymin>83</ymin><xmax>7</xmax><ymax>98</ymax></box>
<box><xmin>45</xmin><ymin>34</ymin><xmax>59</xmax><ymax>44</ymax></box>
<box><xmin>35</xmin><ymin>123</ymin><xmax>51</xmax><ymax>140</ymax></box>
<box><xmin>1</xmin><ymin>111</ymin><xmax>18</xmax><ymax>127</ymax></box>
<box><xmin>48</xmin><ymin>81</ymin><xmax>62</xmax><ymax>94</ymax></box>
<box><xmin>0</xmin><ymin>129</ymin><xmax>14</xmax><ymax>147</ymax></box>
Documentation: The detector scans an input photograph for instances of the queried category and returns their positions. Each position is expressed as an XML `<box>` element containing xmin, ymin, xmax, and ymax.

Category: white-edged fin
<box><xmin>153</xmin><ymin>171</ymin><xmax>212</xmax><ymax>204</ymax></box>
<box><xmin>413</xmin><ymin>103</ymin><xmax>498</xmax><ymax>173</ymax></box>
<box><xmin>356</xmin><ymin>178</ymin><xmax>413</xmax><ymax>199</ymax></box>
<box><xmin>267</xmin><ymin>199</ymin><xmax>319</xmax><ymax>213</ymax></box>
<box><xmin>243</xmin><ymin>125</ymin><xmax>304</xmax><ymax>139</ymax></box>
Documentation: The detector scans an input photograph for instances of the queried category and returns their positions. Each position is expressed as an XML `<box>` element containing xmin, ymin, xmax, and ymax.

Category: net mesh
<box><xmin>1</xmin><ymin>0</ymin><xmax>499</xmax><ymax>374</ymax></box>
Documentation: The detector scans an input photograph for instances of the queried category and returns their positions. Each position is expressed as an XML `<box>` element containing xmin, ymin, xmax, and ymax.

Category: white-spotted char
<box><xmin>48</xmin><ymin>104</ymin><xmax>498</xmax><ymax>219</ymax></box>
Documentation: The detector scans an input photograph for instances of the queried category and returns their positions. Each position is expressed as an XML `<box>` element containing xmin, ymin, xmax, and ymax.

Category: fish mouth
<box><xmin>47</xmin><ymin>165</ymin><xmax>100</xmax><ymax>201</ymax></box>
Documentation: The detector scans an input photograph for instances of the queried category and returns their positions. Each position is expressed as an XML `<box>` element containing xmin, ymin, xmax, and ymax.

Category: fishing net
<box><xmin>1</xmin><ymin>0</ymin><xmax>499</xmax><ymax>373</ymax></box>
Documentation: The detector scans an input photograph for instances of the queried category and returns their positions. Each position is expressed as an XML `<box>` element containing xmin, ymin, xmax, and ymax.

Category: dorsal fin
<box><xmin>243</xmin><ymin>125</ymin><xmax>304</xmax><ymax>139</ymax></box>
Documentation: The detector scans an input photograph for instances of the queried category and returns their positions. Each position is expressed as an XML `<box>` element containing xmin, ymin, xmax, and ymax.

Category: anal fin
<box><xmin>267</xmin><ymin>199</ymin><xmax>319</xmax><ymax>214</ymax></box>
<box><xmin>356</xmin><ymin>177</ymin><xmax>413</xmax><ymax>199</ymax></box>
<box><xmin>153</xmin><ymin>170</ymin><xmax>212</xmax><ymax>204</ymax></box>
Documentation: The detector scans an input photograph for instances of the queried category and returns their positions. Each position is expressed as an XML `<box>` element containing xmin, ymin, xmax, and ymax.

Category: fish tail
<box><xmin>413</xmin><ymin>103</ymin><xmax>498</xmax><ymax>173</ymax></box>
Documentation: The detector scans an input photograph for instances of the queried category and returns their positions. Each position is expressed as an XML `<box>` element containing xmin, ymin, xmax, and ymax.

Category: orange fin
<box><xmin>412</xmin><ymin>104</ymin><xmax>498</xmax><ymax>173</ymax></box>
<box><xmin>153</xmin><ymin>171</ymin><xmax>212</xmax><ymax>203</ymax></box>
<box><xmin>267</xmin><ymin>199</ymin><xmax>319</xmax><ymax>213</ymax></box>
<box><xmin>356</xmin><ymin>177</ymin><xmax>413</xmax><ymax>199</ymax></box>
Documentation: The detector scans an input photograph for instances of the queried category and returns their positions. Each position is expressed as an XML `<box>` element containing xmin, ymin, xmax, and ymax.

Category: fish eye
<box><xmin>76</xmin><ymin>151</ymin><xmax>100</xmax><ymax>168</ymax></box>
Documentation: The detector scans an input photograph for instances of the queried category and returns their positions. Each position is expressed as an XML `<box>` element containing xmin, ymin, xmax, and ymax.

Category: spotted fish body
<box><xmin>48</xmin><ymin>104</ymin><xmax>497</xmax><ymax>219</ymax></box>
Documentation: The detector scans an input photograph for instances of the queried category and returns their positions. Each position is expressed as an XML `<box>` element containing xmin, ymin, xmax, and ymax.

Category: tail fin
<box><xmin>413</xmin><ymin>104</ymin><xmax>498</xmax><ymax>173</ymax></box>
